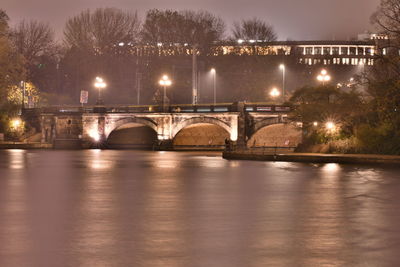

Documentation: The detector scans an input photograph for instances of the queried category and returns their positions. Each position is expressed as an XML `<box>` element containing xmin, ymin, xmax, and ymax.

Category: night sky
<box><xmin>3</xmin><ymin>0</ymin><xmax>381</xmax><ymax>40</ymax></box>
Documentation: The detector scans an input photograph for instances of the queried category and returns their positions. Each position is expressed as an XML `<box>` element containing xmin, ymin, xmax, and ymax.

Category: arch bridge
<box><xmin>32</xmin><ymin>102</ymin><xmax>299</xmax><ymax>149</ymax></box>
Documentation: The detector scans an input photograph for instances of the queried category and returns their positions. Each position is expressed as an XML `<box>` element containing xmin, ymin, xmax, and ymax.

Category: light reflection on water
<box><xmin>0</xmin><ymin>150</ymin><xmax>400</xmax><ymax>266</ymax></box>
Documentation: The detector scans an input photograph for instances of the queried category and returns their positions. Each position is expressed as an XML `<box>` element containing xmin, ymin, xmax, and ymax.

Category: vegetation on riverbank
<box><xmin>288</xmin><ymin>0</ymin><xmax>400</xmax><ymax>155</ymax></box>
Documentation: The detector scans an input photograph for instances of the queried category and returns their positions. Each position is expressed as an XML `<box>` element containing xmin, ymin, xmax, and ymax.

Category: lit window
<box><xmin>332</xmin><ymin>47</ymin><xmax>340</xmax><ymax>55</ymax></box>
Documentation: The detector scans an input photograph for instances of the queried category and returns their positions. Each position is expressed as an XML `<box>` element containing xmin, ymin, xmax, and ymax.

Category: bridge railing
<box><xmin>23</xmin><ymin>103</ymin><xmax>291</xmax><ymax>114</ymax></box>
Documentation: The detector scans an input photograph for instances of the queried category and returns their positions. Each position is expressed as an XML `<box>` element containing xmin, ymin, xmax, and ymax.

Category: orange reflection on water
<box><xmin>8</xmin><ymin>149</ymin><xmax>26</xmax><ymax>169</ymax></box>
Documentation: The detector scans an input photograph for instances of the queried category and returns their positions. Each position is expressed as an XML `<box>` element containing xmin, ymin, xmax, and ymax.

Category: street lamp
<box><xmin>279</xmin><ymin>64</ymin><xmax>285</xmax><ymax>102</ymax></box>
<box><xmin>94</xmin><ymin>77</ymin><xmax>107</xmax><ymax>105</ymax></box>
<box><xmin>325</xmin><ymin>121</ymin><xmax>336</xmax><ymax>131</ymax></box>
<box><xmin>159</xmin><ymin>75</ymin><xmax>172</xmax><ymax>111</ymax></box>
<box><xmin>317</xmin><ymin>69</ymin><xmax>331</xmax><ymax>86</ymax></box>
<box><xmin>10</xmin><ymin>118</ymin><xmax>22</xmax><ymax>130</ymax></box>
<box><xmin>211</xmin><ymin>68</ymin><xmax>216</xmax><ymax>105</ymax></box>
<box><xmin>270</xmin><ymin>87</ymin><xmax>281</xmax><ymax>99</ymax></box>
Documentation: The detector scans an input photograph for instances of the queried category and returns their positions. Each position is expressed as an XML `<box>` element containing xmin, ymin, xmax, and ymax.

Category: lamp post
<box><xmin>94</xmin><ymin>77</ymin><xmax>107</xmax><ymax>105</ymax></box>
<box><xmin>211</xmin><ymin>68</ymin><xmax>216</xmax><ymax>105</ymax></box>
<box><xmin>279</xmin><ymin>64</ymin><xmax>285</xmax><ymax>102</ymax></box>
<box><xmin>317</xmin><ymin>69</ymin><xmax>331</xmax><ymax>86</ymax></box>
<box><xmin>159</xmin><ymin>75</ymin><xmax>172</xmax><ymax>112</ymax></box>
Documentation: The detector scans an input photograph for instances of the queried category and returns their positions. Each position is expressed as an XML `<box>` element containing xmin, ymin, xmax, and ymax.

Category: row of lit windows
<box><xmin>299</xmin><ymin>57</ymin><xmax>374</xmax><ymax>66</ymax></box>
<box><xmin>104</xmin><ymin>44</ymin><xmax>385</xmax><ymax>58</ymax></box>
<box><xmin>298</xmin><ymin>46</ymin><xmax>376</xmax><ymax>56</ymax></box>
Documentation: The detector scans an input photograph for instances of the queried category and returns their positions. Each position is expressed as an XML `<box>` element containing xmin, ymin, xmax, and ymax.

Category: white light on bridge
<box><xmin>157</xmin><ymin>135</ymin><xmax>169</xmax><ymax>141</ymax></box>
<box><xmin>88</xmin><ymin>128</ymin><xmax>100</xmax><ymax>142</ymax></box>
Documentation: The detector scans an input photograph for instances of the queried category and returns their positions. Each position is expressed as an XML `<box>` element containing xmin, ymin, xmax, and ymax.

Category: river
<box><xmin>0</xmin><ymin>149</ymin><xmax>400</xmax><ymax>266</ymax></box>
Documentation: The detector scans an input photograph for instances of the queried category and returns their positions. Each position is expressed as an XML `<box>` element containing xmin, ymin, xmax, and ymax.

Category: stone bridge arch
<box><xmin>172</xmin><ymin>116</ymin><xmax>233</xmax><ymax>140</ymax></box>
<box><xmin>105</xmin><ymin>116</ymin><xmax>158</xmax><ymax>139</ymax></box>
<box><xmin>249</xmin><ymin>116</ymin><xmax>286</xmax><ymax>140</ymax></box>
<box><xmin>247</xmin><ymin>116</ymin><xmax>301</xmax><ymax>148</ymax></box>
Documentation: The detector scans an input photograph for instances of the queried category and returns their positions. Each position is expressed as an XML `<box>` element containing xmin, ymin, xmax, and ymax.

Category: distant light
<box><xmin>159</xmin><ymin>75</ymin><xmax>172</xmax><ymax>86</ymax></box>
<box><xmin>94</xmin><ymin>77</ymin><xmax>107</xmax><ymax>89</ymax></box>
<box><xmin>237</xmin><ymin>39</ymin><xmax>244</xmax><ymax>44</ymax></box>
<box><xmin>11</xmin><ymin>118</ymin><xmax>22</xmax><ymax>129</ymax></box>
<box><xmin>118</xmin><ymin>42</ymin><xmax>125</xmax><ymax>47</ymax></box>
<box><xmin>349</xmin><ymin>77</ymin><xmax>354</xmax><ymax>82</ymax></box>
<box><xmin>317</xmin><ymin>69</ymin><xmax>331</xmax><ymax>83</ymax></box>
<box><xmin>157</xmin><ymin>42</ymin><xmax>163</xmax><ymax>47</ymax></box>
<box><xmin>249</xmin><ymin>40</ymin><xmax>255</xmax><ymax>43</ymax></box>
<box><xmin>326</xmin><ymin>122</ymin><xmax>335</xmax><ymax>130</ymax></box>
<box><xmin>157</xmin><ymin>135</ymin><xmax>169</xmax><ymax>140</ymax></box>
<box><xmin>279</xmin><ymin>64</ymin><xmax>285</xmax><ymax>70</ymax></box>
<box><xmin>270</xmin><ymin>88</ymin><xmax>280</xmax><ymax>97</ymax></box>
<box><xmin>313</xmin><ymin>121</ymin><xmax>318</xmax><ymax>127</ymax></box>
<box><xmin>211</xmin><ymin>68</ymin><xmax>216</xmax><ymax>74</ymax></box>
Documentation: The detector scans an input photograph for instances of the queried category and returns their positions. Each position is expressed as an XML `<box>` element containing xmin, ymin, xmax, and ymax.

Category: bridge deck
<box><xmin>24</xmin><ymin>103</ymin><xmax>291</xmax><ymax>114</ymax></box>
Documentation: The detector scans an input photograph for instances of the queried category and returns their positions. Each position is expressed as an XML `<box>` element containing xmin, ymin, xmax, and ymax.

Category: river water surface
<box><xmin>1</xmin><ymin>150</ymin><xmax>400</xmax><ymax>267</ymax></box>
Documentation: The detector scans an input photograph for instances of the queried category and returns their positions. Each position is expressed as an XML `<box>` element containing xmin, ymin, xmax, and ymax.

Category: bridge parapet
<box><xmin>27</xmin><ymin>103</ymin><xmax>291</xmax><ymax>115</ymax></box>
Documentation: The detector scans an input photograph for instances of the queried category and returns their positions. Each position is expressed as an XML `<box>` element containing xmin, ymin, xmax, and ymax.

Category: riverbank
<box><xmin>0</xmin><ymin>142</ymin><xmax>52</xmax><ymax>149</ymax></box>
<box><xmin>223</xmin><ymin>150</ymin><xmax>400</xmax><ymax>165</ymax></box>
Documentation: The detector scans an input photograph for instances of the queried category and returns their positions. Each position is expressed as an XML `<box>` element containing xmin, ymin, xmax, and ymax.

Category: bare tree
<box><xmin>12</xmin><ymin>20</ymin><xmax>55</xmax><ymax>62</ymax></box>
<box><xmin>141</xmin><ymin>9</ymin><xmax>225</xmax><ymax>47</ymax></box>
<box><xmin>0</xmin><ymin>9</ymin><xmax>9</xmax><ymax>34</ymax></box>
<box><xmin>182</xmin><ymin>10</ymin><xmax>225</xmax><ymax>46</ymax></box>
<box><xmin>371</xmin><ymin>0</ymin><xmax>400</xmax><ymax>39</ymax></box>
<box><xmin>64</xmin><ymin>8</ymin><xmax>141</xmax><ymax>53</ymax></box>
<box><xmin>232</xmin><ymin>18</ymin><xmax>277</xmax><ymax>41</ymax></box>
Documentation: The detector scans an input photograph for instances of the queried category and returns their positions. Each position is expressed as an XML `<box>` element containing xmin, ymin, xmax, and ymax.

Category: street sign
<box><xmin>80</xmin><ymin>90</ymin><xmax>88</xmax><ymax>104</ymax></box>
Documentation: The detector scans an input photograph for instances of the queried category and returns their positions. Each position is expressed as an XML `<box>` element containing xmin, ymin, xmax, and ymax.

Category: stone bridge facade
<box><xmin>34</xmin><ymin>102</ymin><xmax>294</xmax><ymax>149</ymax></box>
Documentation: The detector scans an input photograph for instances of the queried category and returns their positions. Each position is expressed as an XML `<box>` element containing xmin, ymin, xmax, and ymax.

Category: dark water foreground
<box><xmin>0</xmin><ymin>150</ymin><xmax>400</xmax><ymax>267</ymax></box>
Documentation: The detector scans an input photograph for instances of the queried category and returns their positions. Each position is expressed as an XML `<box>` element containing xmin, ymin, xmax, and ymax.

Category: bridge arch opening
<box><xmin>173</xmin><ymin>123</ymin><xmax>230</xmax><ymax>150</ymax></box>
<box><xmin>248</xmin><ymin>123</ymin><xmax>302</xmax><ymax>149</ymax></box>
<box><xmin>106</xmin><ymin>122</ymin><xmax>158</xmax><ymax>149</ymax></box>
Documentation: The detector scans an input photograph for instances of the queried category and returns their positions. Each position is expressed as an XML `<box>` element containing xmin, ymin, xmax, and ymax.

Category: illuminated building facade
<box><xmin>113</xmin><ymin>32</ymin><xmax>390</xmax><ymax>67</ymax></box>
